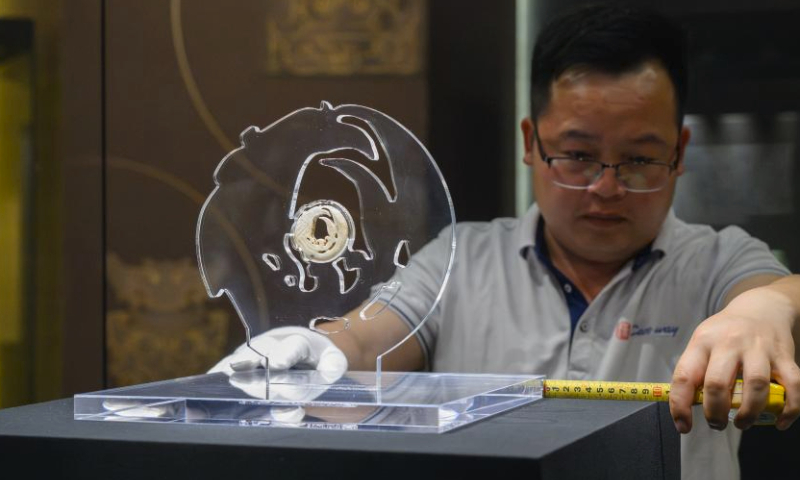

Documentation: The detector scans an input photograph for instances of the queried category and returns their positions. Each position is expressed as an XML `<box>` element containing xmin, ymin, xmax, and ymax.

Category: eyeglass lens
<box><xmin>550</xmin><ymin>159</ymin><xmax>670</xmax><ymax>192</ymax></box>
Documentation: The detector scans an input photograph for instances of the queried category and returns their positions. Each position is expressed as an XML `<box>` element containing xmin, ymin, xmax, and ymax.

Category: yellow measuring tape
<box><xmin>543</xmin><ymin>379</ymin><xmax>785</xmax><ymax>425</ymax></box>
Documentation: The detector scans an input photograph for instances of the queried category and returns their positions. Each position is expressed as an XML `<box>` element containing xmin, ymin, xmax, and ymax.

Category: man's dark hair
<box><xmin>530</xmin><ymin>4</ymin><xmax>688</xmax><ymax>127</ymax></box>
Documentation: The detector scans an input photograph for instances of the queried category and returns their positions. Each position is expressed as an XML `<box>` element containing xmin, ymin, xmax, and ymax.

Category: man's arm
<box><xmin>670</xmin><ymin>274</ymin><xmax>800</xmax><ymax>432</ymax></box>
<box><xmin>321</xmin><ymin>307</ymin><xmax>426</xmax><ymax>372</ymax></box>
<box><xmin>208</xmin><ymin>304</ymin><xmax>426</xmax><ymax>375</ymax></box>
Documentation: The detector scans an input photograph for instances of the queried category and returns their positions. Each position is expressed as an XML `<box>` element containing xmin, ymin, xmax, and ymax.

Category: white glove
<box><xmin>210</xmin><ymin>327</ymin><xmax>348</xmax><ymax>425</ymax></box>
<box><xmin>208</xmin><ymin>326</ymin><xmax>348</xmax><ymax>375</ymax></box>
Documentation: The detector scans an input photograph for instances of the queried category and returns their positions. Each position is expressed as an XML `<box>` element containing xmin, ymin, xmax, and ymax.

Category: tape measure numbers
<box><xmin>543</xmin><ymin>379</ymin><xmax>785</xmax><ymax>425</ymax></box>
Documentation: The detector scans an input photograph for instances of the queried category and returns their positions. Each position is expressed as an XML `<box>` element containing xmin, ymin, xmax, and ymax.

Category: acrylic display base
<box><xmin>74</xmin><ymin>370</ymin><xmax>544</xmax><ymax>433</ymax></box>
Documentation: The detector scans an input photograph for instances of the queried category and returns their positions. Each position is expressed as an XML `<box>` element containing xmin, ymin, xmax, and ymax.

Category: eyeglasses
<box><xmin>533</xmin><ymin>123</ymin><xmax>681</xmax><ymax>193</ymax></box>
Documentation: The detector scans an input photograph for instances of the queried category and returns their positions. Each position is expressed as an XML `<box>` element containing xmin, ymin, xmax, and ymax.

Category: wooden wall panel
<box><xmin>59</xmin><ymin>0</ymin><xmax>104</xmax><ymax>396</ymax></box>
<box><xmin>104</xmin><ymin>0</ymin><xmax>430</xmax><ymax>386</ymax></box>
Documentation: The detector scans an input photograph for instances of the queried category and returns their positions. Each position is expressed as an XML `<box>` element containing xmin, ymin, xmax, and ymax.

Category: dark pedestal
<box><xmin>0</xmin><ymin>397</ymin><xmax>678</xmax><ymax>479</ymax></box>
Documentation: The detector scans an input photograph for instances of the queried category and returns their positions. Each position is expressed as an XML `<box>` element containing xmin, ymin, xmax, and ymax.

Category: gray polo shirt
<box><xmin>381</xmin><ymin>203</ymin><xmax>790</xmax><ymax>480</ymax></box>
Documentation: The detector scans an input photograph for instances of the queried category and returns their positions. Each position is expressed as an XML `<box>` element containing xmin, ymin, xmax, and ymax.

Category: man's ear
<box><xmin>676</xmin><ymin>125</ymin><xmax>691</xmax><ymax>176</ymax></box>
<box><xmin>521</xmin><ymin>117</ymin><xmax>535</xmax><ymax>166</ymax></box>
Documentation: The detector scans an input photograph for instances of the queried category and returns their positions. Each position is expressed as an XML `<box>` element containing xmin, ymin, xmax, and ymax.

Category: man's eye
<box><xmin>566</xmin><ymin>151</ymin><xmax>594</xmax><ymax>161</ymax></box>
<box><xmin>628</xmin><ymin>156</ymin><xmax>657</xmax><ymax>165</ymax></box>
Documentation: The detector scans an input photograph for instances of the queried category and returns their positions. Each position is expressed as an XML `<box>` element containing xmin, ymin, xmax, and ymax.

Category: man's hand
<box><xmin>670</xmin><ymin>277</ymin><xmax>800</xmax><ymax>433</ymax></box>
<box><xmin>208</xmin><ymin>327</ymin><xmax>349</xmax><ymax>425</ymax></box>
<box><xmin>208</xmin><ymin>326</ymin><xmax>348</xmax><ymax>375</ymax></box>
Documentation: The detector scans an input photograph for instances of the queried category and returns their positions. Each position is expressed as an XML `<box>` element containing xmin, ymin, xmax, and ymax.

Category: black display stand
<box><xmin>0</xmin><ymin>397</ymin><xmax>678</xmax><ymax>479</ymax></box>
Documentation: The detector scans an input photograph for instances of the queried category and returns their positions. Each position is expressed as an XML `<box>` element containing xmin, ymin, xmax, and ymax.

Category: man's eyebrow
<box><xmin>554</xmin><ymin>130</ymin><xmax>670</xmax><ymax>147</ymax></box>
<box><xmin>557</xmin><ymin>130</ymin><xmax>601</xmax><ymax>142</ymax></box>
<box><xmin>629</xmin><ymin>133</ymin><xmax>669</xmax><ymax>147</ymax></box>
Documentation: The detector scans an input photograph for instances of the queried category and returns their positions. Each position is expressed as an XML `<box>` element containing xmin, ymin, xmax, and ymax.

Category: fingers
<box><xmin>732</xmin><ymin>351</ymin><xmax>771</xmax><ymax>430</ymax></box>
<box><xmin>772</xmin><ymin>359</ymin><xmax>800</xmax><ymax>430</ymax></box>
<box><xmin>209</xmin><ymin>333</ymin><xmax>280</xmax><ymax>374</ymax></box>
<box><xmin>208</xmin><ymin>348</ymin><xmax>264</xmax><ymax>375</ymax></box>
<box><xmin>212</xmin><ymin>327</ymin><xmax>348</xmax><ymax>376</ymax></box>
<box><xmin>228</xmin><ymin>373</ymin><xmax>268</xmax><ymax>399</ymax></box>
<box><xmin>673</xmin><ymin>313</ymin><xmax>798</xmax><ymax>433</ymax></box>
<box><xmin>269</xmin><ymin>336</ymin><xmax>348</xmax><ymax>374</ymax></box>
<box><xmin>701</xmin><ymin>349</ymin><xmax>740</xmax><ymax>430</ymax></box>
<box><xmin>230</xmin><ymin>358</ymin><xmax>264</xmax><ymax>372</ymax></box>
<box><xmin>670</xmin><ymin>343</ymin><xmax>709</xmax><ymax>434</ymax></box>
<box><xmin>269</xmin><ymin>335</ymin><xmax>311</xmax><ymax>370</ymax></box>
<box><xmin>318</xmin><ymin>345</ymin><xmax>348</xmax><ymax>374</ymax></box>
<box><xmin>207</xmin><ymin>354</ymin><xmax>235</xmax><ymax>374</ymax></box>
<box><xmin>211</xmin><ymin>331</ymin><xmax>310</xmax><ymax>374</ymax></box>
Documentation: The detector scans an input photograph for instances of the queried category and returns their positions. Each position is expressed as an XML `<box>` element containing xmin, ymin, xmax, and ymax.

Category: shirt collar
<box><xmin>516</xmin><ymin>203</ymin><xmax>667</xmax><ymax>270</ymax></box>
<box><xmin>651</xmin><ymin>208</ymin><xmax>677</xmax><ymax>256</ymax></box>
<box><xmin>516</xmin><ymin>203</ymin><xmax>541</xmax><ymax>258</ymax></box>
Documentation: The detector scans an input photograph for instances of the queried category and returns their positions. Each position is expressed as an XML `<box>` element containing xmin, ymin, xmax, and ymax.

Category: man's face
<box><xmin>522</xmin><ymin>61</ymin><xmax>691</xmax><ymax>265</ymax></box>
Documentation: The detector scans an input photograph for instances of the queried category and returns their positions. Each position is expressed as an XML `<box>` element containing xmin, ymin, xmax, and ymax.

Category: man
<box><xmin>211</xmin><ymin>5</ymin><xmax>800</xmax><ymax>479</ymax></box>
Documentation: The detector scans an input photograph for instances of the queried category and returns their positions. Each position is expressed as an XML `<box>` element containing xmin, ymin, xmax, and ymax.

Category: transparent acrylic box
<box><xmin>74</xmin><ymin>371</ymin><xmax>543</xmax><ymax>433</ymax></box>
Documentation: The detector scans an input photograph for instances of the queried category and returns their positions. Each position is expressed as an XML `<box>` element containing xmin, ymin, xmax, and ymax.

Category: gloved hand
<box><xmin>212</xmin><ymin>328</ymin><xmax>348</xmax><ymax>426</ymax></box>
<box><xmin>208</xmin><ymin>326</ymin><xmax>348</xmax><ymax>375</ymax></box>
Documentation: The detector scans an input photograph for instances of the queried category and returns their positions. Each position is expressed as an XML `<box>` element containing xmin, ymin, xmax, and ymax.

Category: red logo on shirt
<box><xmin>615</xmin><ymin>321</ymin><xmax>632</xmax><ymax>340</ymax></box>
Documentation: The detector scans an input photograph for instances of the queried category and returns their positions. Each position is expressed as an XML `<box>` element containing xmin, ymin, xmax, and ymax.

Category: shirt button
<box><xmin>579</xmin><ymin>322</ymin><xmax>589</xmax><ymax>332</ymax></box>
<box><xmin>563</xmin><ymin>284</ymin><xmax>573</xmax><ymax>293</ymax></box>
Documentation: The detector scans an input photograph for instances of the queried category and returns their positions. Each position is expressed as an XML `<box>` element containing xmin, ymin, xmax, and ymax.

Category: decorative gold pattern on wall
<box><xmin>106</xmin><ymin>253</ymin><xmax>229</xmax><ymax>387</ymax></box>
<box><xmin>266</xmin><ymin>0</ymin><xmax>424</xmax><ymax>75</ymax></box>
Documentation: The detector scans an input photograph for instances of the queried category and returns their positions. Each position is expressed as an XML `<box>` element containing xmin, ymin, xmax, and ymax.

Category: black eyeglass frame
<box><xmin>532</xmin><ymin>120</ymin><xmax>682</xmax><ymax>193</ymax></box>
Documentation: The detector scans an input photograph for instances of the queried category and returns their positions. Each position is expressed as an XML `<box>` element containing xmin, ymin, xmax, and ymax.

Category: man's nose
<box><xmin>587</xmin><ymin>166</ymin><xmax>626</xmax><ymax>198</ymax></box>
